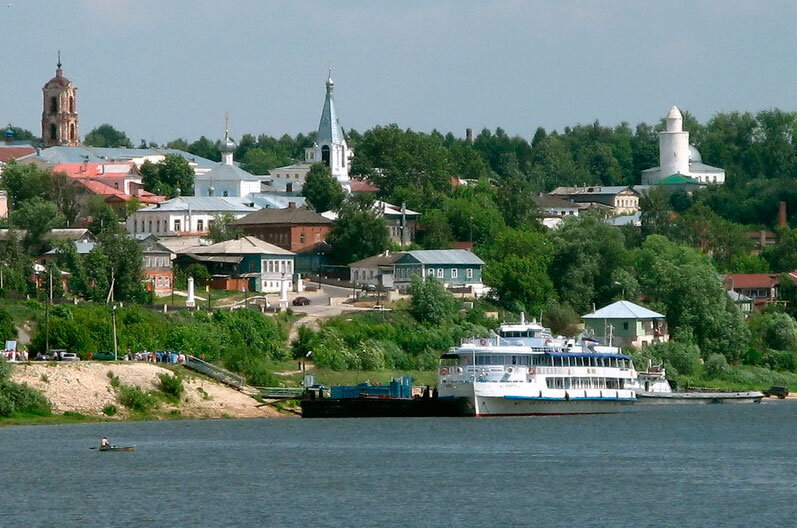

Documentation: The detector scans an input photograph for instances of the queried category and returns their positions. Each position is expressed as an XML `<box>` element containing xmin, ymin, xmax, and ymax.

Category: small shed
<box><xmin>582</xmin><ymin>300</ymin><xmax>668</xmax><ymax>349</ymax></box>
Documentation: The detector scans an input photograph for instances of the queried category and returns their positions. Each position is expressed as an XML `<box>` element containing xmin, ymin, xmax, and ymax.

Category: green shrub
<box><xmin>0</xmin><ymin>380</ymin><xmax>52</xmax><ymax>417</ymax></box>
<box><xmin>648</xmin><ymin>340</ymin><xmax>701</xmax><ymax>377</ymax></box>
<box><xmin>117</xmin><ymin>384</ymin><xmax>156</xmax><ymax>412</ymax></box>
<box><xmin>157</xmin><ymin>373</ymin><xmax>184</xmax><ymax>398</ymax></box>
<box><xmin>102</xmin><ymin>404</ymin><xmax>117</xmax><ymax>416</ymax></box>
<box><xmin>762</xmin><ymin>350</ymin><xmax>797</xmax><ymax>372</ymax></box>
<box><xmin>704</xmin><ymin>354</ymin><xmax>731</xmax><ymax>378</ymax></box>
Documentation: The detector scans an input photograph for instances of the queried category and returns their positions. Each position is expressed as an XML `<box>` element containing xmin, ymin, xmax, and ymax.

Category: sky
<box><xmin>1</xmin><ymin>1</ymin><xmax>795</xmax><ymax>145</ymax></box>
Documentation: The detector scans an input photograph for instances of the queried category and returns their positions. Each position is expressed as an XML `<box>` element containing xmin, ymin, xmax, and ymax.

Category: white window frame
<box><xmin>451</xmin><ymin>268</ymin><xmax>458</xmax><ymax>279</ymax></box>
<box><xmin>466</xmin><ymin>268</ymin><xmax>473</xmax><ymax>279</ymax></box>
<box><xmin>437</xmin><ymin>268</ymin><xmax>444</xmax><ymax>279</ymax></box>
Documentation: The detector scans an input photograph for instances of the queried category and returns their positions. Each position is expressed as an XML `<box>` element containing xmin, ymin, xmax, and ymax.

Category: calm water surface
<box><xmin>1</xmin><ymin>403</ymin><xmax>795</xmax><ymax>527</ymax></box>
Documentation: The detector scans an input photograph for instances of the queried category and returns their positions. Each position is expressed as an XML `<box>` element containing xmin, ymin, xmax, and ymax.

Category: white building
<box><xmin>126</xmin><ymin>196</ymin><xmax>259</xmax><ymax>237</ymax></box>
<box><xmin>269</xmin><ymin>70</ymin><xmax>353</xmax><ymax>189</ymax></box>
<box><xmin>641</xmin><ymin>106</ymin><xmax>725</xmax><ymax>185</ymax></box>
<box><xmin>193</xmin><ymin>125</ymin><xmax>262</xmax><ymax>198</ymax></box>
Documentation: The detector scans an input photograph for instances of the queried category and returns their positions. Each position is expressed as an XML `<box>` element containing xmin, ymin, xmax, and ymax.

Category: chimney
<box><xmin>465</xmin><ymin>128</ymin><xmax>473</xmax><ymax>144</ymax></box>
<box><xmin>778</xmin><ymin>201</ymin><xmax>787</xmax><ymax>228</ymax></box>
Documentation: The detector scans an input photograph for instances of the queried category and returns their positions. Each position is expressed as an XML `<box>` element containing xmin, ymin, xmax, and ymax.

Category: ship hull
<box><xmin>440</xmin><ymin>382</ymin><xmax>636</xmax><ymax>416</ymax></box>
<box><xmin>635</xmin><ymin>391</ymin><xmax>763</xmax><ymax>404</ymax></box>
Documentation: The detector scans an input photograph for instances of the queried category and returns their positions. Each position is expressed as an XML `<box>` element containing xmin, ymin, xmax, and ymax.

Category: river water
<box><xmin>1</xmin><ymin>403</ymin><xmax>795</xmax><ymax>527</ymax></box>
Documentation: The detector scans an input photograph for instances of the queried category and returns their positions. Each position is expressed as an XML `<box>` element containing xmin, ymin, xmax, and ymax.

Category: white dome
<box><xmin>688</xmin><ymin>145</ymin><xmax>702</xmax><ymax>163</ymax></box>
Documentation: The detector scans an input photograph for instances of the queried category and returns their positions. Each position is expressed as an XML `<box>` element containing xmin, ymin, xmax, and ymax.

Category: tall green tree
<box><xmin>327</xmin><ymin>199</ymin><xmax>390</xmax><ymax>264</ymax></box>
<box><xmin>84</xmin><ymin>124</ymin><xmax>133</xmax><ymax>148</ymax></box>
<box><xmin>409</xmin><ymin>275</ymin><xmax>457</xmax><ymax>324</ymax></box>
<box><xmin>208</xmin><ymin>213</ymin><xmax>243</xmax><ymax>243</ymax></box>
<box><xmin>633</xmin><ymin>235</ymin><xmax>748</xmax><ymax>360</ymax></box>
<box><xmin>9</xmin><ymin>198</ymin><xmax>65</xmax><ymax>251</ymax></box>
<box><xmin>140</xmin><ymin>154</ymin><xmax>194</xmax><ymax>197</ymax></box>
<box><xmin>302</xmin><ymin>163</ymin><xmax>345</xmax><ymax>212</ymax></box>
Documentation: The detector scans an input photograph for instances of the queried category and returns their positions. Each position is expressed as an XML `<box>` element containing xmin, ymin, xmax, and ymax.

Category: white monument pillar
<box><xmin>279</xmin><ymin>277</ymin><xmax>289</xmax><ymax>309</ymax></box>
<box><xmin>186</xmin><ymin>277</ymin><xmax>196</xmax><ymax>308</ymax></box>
<box><xmin>658</xmin><ymin>105</ymin><xmax>690</xmax><ymax>179</ymax></box>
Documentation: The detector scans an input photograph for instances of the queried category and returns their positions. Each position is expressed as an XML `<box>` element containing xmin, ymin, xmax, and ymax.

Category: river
<box><xmin>1</xmin><ymin>402</ymin><xmax>794</xmax><ymax>527</ymax></box>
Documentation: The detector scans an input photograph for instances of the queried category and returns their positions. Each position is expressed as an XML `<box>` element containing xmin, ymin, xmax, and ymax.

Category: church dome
<box><xmin>220</xmin><ymin>135</ymin><xmax>236</xmax><ymax>153</ymax></box>
<box><xmin>688</xmin><ymin>145</ymin><xmax>702</xmax><ymax>163</ymax></box>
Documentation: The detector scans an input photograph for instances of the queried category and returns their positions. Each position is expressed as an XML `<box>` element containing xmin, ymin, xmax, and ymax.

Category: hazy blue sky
<box><xmin>1</xmin><ymin>1</ymin><xmax>795</xmax><ymax>145</ymax></box>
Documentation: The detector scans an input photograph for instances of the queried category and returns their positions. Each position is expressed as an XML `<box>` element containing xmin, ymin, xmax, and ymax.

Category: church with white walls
<box><xmin>641</xmin><ymin>106</ymin><xmax>725</xmax><ymax>185</ymax></box>
<box><xmin>268</xmin><ymin>70</ymin><xmax>353</xmax><ymax>191</ymax></box>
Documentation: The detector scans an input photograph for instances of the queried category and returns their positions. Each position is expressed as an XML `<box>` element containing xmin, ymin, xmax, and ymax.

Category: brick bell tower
<box><xmin>41</xmin><ymin>52</ymin><xmax>79</xmax><ymax>147</ymax></box>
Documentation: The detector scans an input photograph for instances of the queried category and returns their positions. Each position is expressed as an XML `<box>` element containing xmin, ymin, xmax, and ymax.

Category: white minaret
<box><xmin>314</xmin><ymin>69</ymin><xmax>350</xmax><ymax>186</ymax></box>
<box><xmin>658</xmin><ymin>105</ymin><xmax>690</xmax><ymax>178</ymax></box>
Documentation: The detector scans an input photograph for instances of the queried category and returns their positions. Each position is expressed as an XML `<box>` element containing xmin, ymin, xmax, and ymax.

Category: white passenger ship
<box><xmin>437</xmin><ymin>315</ymin><xmax>639</xmax><ymax>416</ymax></box>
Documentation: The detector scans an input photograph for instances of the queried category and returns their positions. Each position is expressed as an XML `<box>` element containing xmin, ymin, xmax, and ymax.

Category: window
<box><xmin>466</xmin><ymin>268</ymin><xmax>473</xmax><ymax>279</ymax></box>
<box><xmin>427</xmin><ymin>268</ymin><xmax>434</xmax><ymax>277</ymax></box>
<box><xmin>148</xmin><ymin>221</ymin><xmax>153</xmax><ymax>232</ymax></box>
<box><xmin>451</xmin><ymin>268</ymin><xmax>458</xmax><ymax>279</ymax></box>
<box><xmin>49</xmin><ymin>123</ymin><xmax>57</xmax><ymax>140</ymax></box>
<box><xmin>174</xmin><ymin>219</ymin><xmax>181</xmax><ymax>232</ymax></box>
<box><xmin>321</xmin><ymin>145</ymin><xmax>330</xmax><ymax>166</ymax></box>
<box><xmin>299</xmin><ymin>233</ymin><xmax>305</xmax><ymax>243</ymax></box>
<box><xmin>70</xmin><ymin>123</ymin><xmax>75</xmax><ymax>141</ymax></box>
<box><xmin>437</xmin><ymin>268</ymin><xmax>444</xmax><ymax>279</ymax></box>
<box><xmin>50</xmin><ymin>96</ymin><xmax>58</xmax><ymax>114</ymax></box>
<box><xmin>223</xmin><ymin>190</ymin><xmax>229</xmax><ymax>197</ymax></box>
<box><xmin>69</xmin><ymin>96</ymin><xmax>74</xmax><ymax>113</ymax></box>
<box><xmin>197</xmin><ymin>219</ymin><xmax>204</xmax><ymax>232</ymax></box>
<box><xmin>623</xmin><ymin>322</ymin><xmax>629</xmax><ymax>331</ymax></box>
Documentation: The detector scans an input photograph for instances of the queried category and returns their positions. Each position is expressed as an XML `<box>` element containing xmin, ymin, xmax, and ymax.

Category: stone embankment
<box><xmin>11</xmin><ymin>362</ymin><xmax>283</xmax><ymax>419</ymax></box>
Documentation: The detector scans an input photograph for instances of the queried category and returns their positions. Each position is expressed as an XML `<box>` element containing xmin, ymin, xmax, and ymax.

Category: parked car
<box><xmin>59</xmin><ymin>352</ymin><xmax>80</xmax><ymax>362</ymax></box>
<box><xmin>292</xmin><ymin>296</ymin><xmax>311</xmax><ymax>306</ymax></box>
<box><xmin>33</xmin><ymin>352</ymin><xmax>57</xmax><ymax>361</ymax></box>
<box><xmin>763</xmin><ymin>386</ymin><xmax>789</xmax><ymax>399</ymax></box>
<box><xmin>91</xmin><ymin>351</ymin><xmax>116</xmax><ymax>361</ymax></box>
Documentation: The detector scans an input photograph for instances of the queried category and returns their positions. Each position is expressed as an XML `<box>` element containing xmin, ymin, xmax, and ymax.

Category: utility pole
<box><xmin>112</xmin><ymin>305</ymin><xmax>118</xmax><ymax>361</ymax></box>
<box><xmin>45</xmin><ymin>268</ymin><xmax>51</xmax><ymax>353</ymax></box>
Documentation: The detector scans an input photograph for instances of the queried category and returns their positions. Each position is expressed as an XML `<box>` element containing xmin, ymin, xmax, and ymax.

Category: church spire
<box><xmin>56</xmin><ymin>50</ymin><xmax>62</xmax><ymax>76</ymax></box>
<box><xmin>219</xmin><ymin>112</ymin><xmax>236</xmax><ymax>166</ymax></box>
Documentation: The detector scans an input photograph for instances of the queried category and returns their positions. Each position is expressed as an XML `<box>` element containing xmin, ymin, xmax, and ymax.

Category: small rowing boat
<box><xmin>98</xmin><ymin>446</ymin><xmax>135</xmax><ymax>452</ymax></box>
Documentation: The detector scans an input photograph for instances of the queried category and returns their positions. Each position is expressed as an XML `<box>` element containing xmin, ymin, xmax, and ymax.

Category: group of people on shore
<box><xmin>129</xmin><ymin>351</ymin><xmax>187</xmax><ymax>364</ymax></box>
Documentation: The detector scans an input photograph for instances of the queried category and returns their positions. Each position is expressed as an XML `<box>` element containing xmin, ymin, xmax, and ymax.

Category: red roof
<box><xmin>350</xmin><ymin>178</ymin><xmax>379</xmax><ymax>193</ymax></box>
<box><xmin>53</xmin><ymin>161</ymin><xmax>136</xmax><ymax>178</ymax></box>
<box><xmin>0</xmin><ymin>146</ymin><xmax>36</xmax><ymax>163</ymax></box>
<box><xmin>725</xmin><ymin>273</ymin><xmax>780</xmax><ymax>289</ymax></box>
<box><xmin>75</xmin><ymin>179</ymin><xmax>164</xmax><ymax>204</ymax></box>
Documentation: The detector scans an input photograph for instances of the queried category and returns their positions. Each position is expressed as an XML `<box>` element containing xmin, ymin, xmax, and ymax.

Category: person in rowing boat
<box><xmin>100</xmin><ymin>437</ymin><xmax>110</xmax><ymax>449</ymax></box>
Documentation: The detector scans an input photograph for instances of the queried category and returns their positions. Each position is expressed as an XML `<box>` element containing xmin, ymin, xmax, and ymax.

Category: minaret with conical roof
<box><xmin>41</xmin><ymin>52</ymin><xmax>79</xmax><ymax>148</ymax></box>
<box><xmin>658</xmin><ymin>105</ymin><xmax>689</xmax><ymax>179</ymax></box>
<box><xmin>313</xmin><ymin>69</ymin><xmax>350</xmax><ymax>184</ymax></box>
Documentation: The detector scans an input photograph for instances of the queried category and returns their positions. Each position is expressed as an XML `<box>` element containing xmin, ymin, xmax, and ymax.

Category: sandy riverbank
<box><xmin>10</xmin><ymin>362</ymin><xmax>285</xmax><ymax>419</ymax></box>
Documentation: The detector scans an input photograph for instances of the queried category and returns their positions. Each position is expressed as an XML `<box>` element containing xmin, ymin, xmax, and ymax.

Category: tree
<box><xmin>9</xmin><ymin>198</ymin><xmax>65</xmax><ymax>251</ymax></box>
<box><xmin>0</xmin><ymin>306</ymin><xmax>16</xmax><ymax>342</ymax></box>
<box><xmin>484</xmin><ymin>255</ymin><xmax>555</xmax><ymax>315</ymax></box>
<box><xmin>327</xmin><ymin>200</ymin><xmax>390</xmax><ymax>264</ymax></box>
<box><xmin>751</xmin><ymin>312</ymin><xmax>797</xmax><ymax>351</ymax></box>
<box><xmin>86</xmin><ymin>197</ymin><xmax>121</xmax><ymax>235</ymax></box>
<box><xmin>302</xmin><ymin>163</ymin><xmax>345</xmax><ymax>212</ymax></box>
<box><xmin>0</xmin><ymin>160</ymin><xmax>54</xmax><ymax>208</ymax></box>
<box><xmin>550</xmin><ymin>215</ymin><xmax>630</xmax><ymax>314</ymax></box>
<box><xmin>409</xmin><ymin>275</ymin><xmax>457</xmax><ymax>324</ymax></box>
<box><xmin>141</xmin><ymin>154</ymin><xmax>194</xmax><ymax>197</ymax></box>
<box><xmin>418</xmin><ymin>209</ymin><xmax>452</xmax><ymax>249</ymax></box>
<box><xmin>84</xmin><ymin>124</ymin><xmax>133</xmax><ymax>148</ymax></box>
<box><xmin>208</xmin><ymin>213</ymin><xmax>243</xmax><ymax>243</ymax></box>
<box><xmin>633</xmin><ymin>235</ymin><xmax>749</xmax><ymax>360</ymax></box>
<box><xmin>239</xmin><ymin>148</ymin><xmax>285</xmax><ymax>175</ymax></box>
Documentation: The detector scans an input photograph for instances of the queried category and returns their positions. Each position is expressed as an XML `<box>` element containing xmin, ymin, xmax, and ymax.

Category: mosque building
<box><xmin>640</xmin><ymin>105</ymin><xmax>725</xmax><ymax>185</ymax></box>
